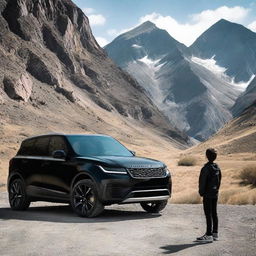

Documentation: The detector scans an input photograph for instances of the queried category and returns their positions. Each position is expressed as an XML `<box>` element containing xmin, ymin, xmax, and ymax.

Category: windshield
<box><xmin>67</xmin><ymin>135</ymin><xmax>133</xmax><ymax>157</ymax></box>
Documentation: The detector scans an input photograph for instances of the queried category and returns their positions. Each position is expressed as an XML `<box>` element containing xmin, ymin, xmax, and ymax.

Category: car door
<box><xmin>24</xmin><ymin>136</ymin><xmax>50</xmax><ymax>198</ymax></box>
<box><xmin>46</xmin><ymin>136</ymin><xmax>77</xmax><ymax>195</ymax></box>
<box><xmin>16</xmin><ymin>138</ymin><xmax>38</xmax><ymax>186</ymax></box>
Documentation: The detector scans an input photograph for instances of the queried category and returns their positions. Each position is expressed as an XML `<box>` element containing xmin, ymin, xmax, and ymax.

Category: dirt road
<box><xmin>0</xmin><ymin>192</ymin><xmax>255</xmax><ymax>256</ymax></box>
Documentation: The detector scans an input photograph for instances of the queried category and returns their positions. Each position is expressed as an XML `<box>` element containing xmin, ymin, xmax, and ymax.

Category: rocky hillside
<box><xmin>0</xmin><ymin>0</ymin><xmax>189</xmax><ymax>144</ymax></box>
<box><xmin>105</xmin><ymin>21</ymin><xmax>241</xmax><ymax>141</ymax></box>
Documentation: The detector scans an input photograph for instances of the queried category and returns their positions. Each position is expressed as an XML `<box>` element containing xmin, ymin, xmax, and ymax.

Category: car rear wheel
<box><xmin>70</xmin><ymin>179</ymin><xmax>104</xmax><ymax>217</ymax></box>
<box><xmin>140</xmin><ymin>200</ymin><xmax>168</xmax><ymax>213</ymax></box>
<box><xmin>8</xmin><ymin>178</ymin><xmax>30</xmax><ymax>210</ymax></box>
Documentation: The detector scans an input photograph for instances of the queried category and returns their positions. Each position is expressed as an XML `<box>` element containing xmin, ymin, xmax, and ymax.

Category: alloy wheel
<box><xmin>9</xmin><ymin>180</ymin><xmax>24</xmax><ymax>208</ymax></box>
<box><xmin>73</xmin><ymin>183</ymin><xmax>95</xmax><ymax>215</ymax></box>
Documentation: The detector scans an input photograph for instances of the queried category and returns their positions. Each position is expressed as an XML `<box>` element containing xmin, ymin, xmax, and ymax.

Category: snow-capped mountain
<box><xmin>190</xmin><ymin>19</ymin><xmax>256</xmax><ymax>83</ymax></box>
<box><xmin>105</xmin><ymin>21</ymin><xmax>188</xmax><ymax>68</ymax></box>
<box><xmin>105</xmin><ymin>21</ymin><xmax>243</xmax><ymax>141</ymax></box>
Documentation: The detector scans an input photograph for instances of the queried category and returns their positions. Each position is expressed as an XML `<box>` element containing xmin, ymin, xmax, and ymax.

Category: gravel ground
<box><xmin>0</xmin><ymin>192</ymin><xmax>255</xmax><ymax>256</ymax></box>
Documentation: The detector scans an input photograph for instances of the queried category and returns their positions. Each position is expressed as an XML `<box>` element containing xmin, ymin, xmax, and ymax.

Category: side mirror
<box><xmin>52</xmin><ymin>150</ymin><xmax>66</xmax><ymax>159</ymax></box>
<box><xmin>130</xmin><ymin>150</ymin><xmax>136</xmax><ymax>156</ymax></box>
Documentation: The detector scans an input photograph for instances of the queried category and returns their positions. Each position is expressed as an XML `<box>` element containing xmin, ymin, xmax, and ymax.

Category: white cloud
<box><xmin>138</xmin><ymin>6</ymin><xmax>250</xmax><ymax>46</ymax></box>
<box><xmin>96</xmin><ymin>37</ymin><xmax>109</xmax><ymax>47</ymax></box>
<box><xmin>82</xmin><ymin>8</ymin><xmax>95</xmax><ymax>15</ymax></box>
<box><xmin>82</xmin><ymin>7</ymin><xmax>106</xmax><ymax>26</ymax></box>
<box><xmin>88</xmin><ymin>14</ymin><xmax>106</xmax><ymax>26</ymax></box>
<box><xmin>190</xmin><ymin>6</ymin><xmax>249</xmax><ymax>23</ymax></box>
<box><xmin>248</xmin><ymin>20</ymin><xmax>256</xmax><ymax>32</ymax></box>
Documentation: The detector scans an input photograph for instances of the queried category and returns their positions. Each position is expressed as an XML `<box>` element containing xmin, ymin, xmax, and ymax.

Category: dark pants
<box><xmin>203</xmin><ymin>197</ymin><xmax>218</xmax><ymax>236</ymax></box>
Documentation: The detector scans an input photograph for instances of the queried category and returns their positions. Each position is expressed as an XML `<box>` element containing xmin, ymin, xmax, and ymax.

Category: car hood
<box><xmin>75</xmin><ymin>156</ymin><xmax>164</xmax><ymax>168</ymax></box>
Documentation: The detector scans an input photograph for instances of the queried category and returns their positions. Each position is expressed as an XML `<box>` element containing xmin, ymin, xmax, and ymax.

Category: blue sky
<box><xmin>73</xmin><ymin>0</ymin><xmax>256</xmax><ymax>46</ymax></box>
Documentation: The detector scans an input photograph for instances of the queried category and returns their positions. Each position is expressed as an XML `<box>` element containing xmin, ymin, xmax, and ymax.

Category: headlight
<box><xmin>98</xmin><ymin>166</ymin><xmax>127</xmax><ymax>174</ymax></box>
<box><xmin>164</xmin><ymin>167</ymin><xmax>170</xmax><ymax>176</ymax></box>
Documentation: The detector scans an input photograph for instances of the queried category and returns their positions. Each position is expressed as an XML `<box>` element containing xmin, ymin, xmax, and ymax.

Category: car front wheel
<box><xmin>70</xmin><ymin>179</ymin><xmax>104</xmax><ymax>217</ymax></box>
<box><xmin>8</xmin><ymin>178</ymin><xmax>30</xmax><ymax>210</ymax></box>
<box><xmin>140</xmin><ymin>200</ymin><xmax>168</xmax><ymax>213</ymax></box>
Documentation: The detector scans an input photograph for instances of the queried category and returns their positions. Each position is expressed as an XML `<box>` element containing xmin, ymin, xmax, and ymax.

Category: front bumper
<box><xmin>121</xmin><ymin>189</ymin><xmax>170</xmax><ymax>203</ymax></box>
<box><xmin>98</xmin><ymin>172</ymin><xmax>172</xmax><ymax>204</ymax></box>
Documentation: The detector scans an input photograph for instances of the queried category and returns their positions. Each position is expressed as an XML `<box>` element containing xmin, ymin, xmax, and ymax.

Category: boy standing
<box><xmin>197</xmin><ymin>148</ymin><xmax>222</xmax><ymax>243</ymax></box>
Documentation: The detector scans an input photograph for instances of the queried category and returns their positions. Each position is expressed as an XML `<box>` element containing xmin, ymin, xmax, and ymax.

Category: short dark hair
<box><xmin>206</xmin><ymin>148</ymin><xmax>217</xmax><ymax>162</ymax></box>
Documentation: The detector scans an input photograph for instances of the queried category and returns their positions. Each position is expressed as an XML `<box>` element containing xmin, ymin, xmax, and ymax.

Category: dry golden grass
<box><xmin>171</xmin><ymin>190</ymin><xmax>201</xmax><ymax>204</ymax></box>
<box><xmin>226</xmin><ymin>189</ymin><xmax>256</xmax><ymax>205</ymax></box>
<box><xmin>239</xmin><ymin>165</ymin><xmax>256</xmax><ymax>186</ymax></box>
<box><xmin>177</xmin><ymin>155</ymin><xmax>197</xmax><ymax>166</ymax></box>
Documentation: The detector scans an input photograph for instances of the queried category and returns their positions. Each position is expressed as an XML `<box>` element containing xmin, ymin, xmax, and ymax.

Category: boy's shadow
<box><xmin>160</xmin><ymin>242</ymin><xmax>207</xmax><ymax>254</ymax></box>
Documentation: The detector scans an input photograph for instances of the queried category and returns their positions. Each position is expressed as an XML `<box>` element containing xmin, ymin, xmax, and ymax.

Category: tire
<box><xmin>70</xmin><ymin>179</ymin><xmax>104</xmax><ymax>217</ymax></box>
<box><xmin>8</xmin><ymin>178</ymin><xmax>30</xmax><ymax>210</ymax></box>
<box><xmin>140</xmin><ymin>200</ymin><xmax>168</xmax><ymax>213</ymax></box>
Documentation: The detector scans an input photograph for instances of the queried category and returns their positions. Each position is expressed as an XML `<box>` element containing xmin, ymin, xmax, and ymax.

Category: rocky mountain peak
<box><xmin>215</xmin><ymin>18</ymin><xmax>233</xmax><ymax>26</ymax></box>
<box><xmin>191</xmin><ymin>18</ymin><xmax>256</xmax><ymax>82</ymax></box>
<box><xmin>105</xmin><ymin>20</ymin><xmax>188</xmax><ymax>68</ymax></box>
<box><xmin>127</xmin><ymin>21</ymin><xmax>157</xmax><ymax>35</ymax></box>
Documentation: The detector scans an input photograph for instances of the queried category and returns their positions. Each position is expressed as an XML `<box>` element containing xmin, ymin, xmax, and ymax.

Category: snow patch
<box><xmin>191</xmin><ymin>55</ymin><xmax>254</xmax><ymax>91</ymax></box>
<box><xmin>230</xmin><ymin>74</ymin><xmax>255</xmax><ymax>91</ymax></box>
<box><xmin>132</xmin><ymin>44</ymin><xmax>142</xmax><ymax>49</ymax></box>
<box><xmin>191</xmin><ymin>55</ymin><xmax>227</xmax><ymax>77</ymax></box>
<box><xmin>138</xmin><ymin>55</ymin><xmax>164</xmax><ymax>70</ymax></box>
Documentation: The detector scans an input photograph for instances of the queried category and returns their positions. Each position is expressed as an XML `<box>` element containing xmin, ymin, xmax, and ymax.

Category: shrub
<box><xmin>227</xmin><ymin>189</ymin><xmax>256</xmax><ymax>205</ymax></box>
<box><xmin>239</xmin><ymin>165</ymin><xmax>256</xmax><ymax>186</ymax></box>
<box><xmin>178</xmin><ymin>156</ymin><xmax>197</xmax><ymax>166</ymax></box>
<box><xmin>219</xmin><ymin>189</ymin><xmax>240</xmax><ymax>204</ymax></box>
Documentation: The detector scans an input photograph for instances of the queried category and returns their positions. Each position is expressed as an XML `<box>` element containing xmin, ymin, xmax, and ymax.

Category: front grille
<box><xmin>127</xmin><ymin>167</ymin><xmax>166</xmax><ymax>178</ymax></box>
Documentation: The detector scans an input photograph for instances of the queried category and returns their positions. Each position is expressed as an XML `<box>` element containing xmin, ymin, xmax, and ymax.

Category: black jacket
<box><xmin>199</xmin><ymin>162</ymin><xmax>222</xmax><ymax>198</ymax></box>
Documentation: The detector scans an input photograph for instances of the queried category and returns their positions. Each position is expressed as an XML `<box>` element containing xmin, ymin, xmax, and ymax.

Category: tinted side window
<box><xmin>49</xmin><ymin>136</ymin><xmax>68</xmax><ymax>155</ymax></box>
<box><xmin>33</xmin><ymin>137</ymin><xmax>50</xmax><ymax>156</ymax></box>
<box><xmin>18</xmin><ymin>139</ymin><xmax>35</xmax><ymax>156</ymax></box>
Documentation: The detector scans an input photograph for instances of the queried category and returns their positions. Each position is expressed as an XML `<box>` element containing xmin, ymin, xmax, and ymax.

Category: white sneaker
<box><xmin>196</xmin><ymin>234</ymin><xmax>213</xmax><ymax>243</ymax></box>
<box><xmin>213</xmin><ymin>233</ymin><xmax>218</xmax><ymax>241</ymax></box>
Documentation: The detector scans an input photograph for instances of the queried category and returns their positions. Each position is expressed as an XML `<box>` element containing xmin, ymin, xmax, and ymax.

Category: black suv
<box><xmin>8</xmin><ymin>134</ymin><xmax>171</xmax><ymax>217</ymax></box>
